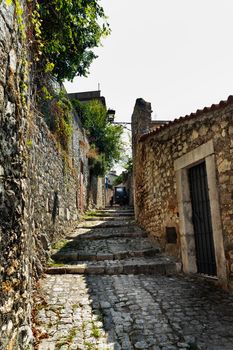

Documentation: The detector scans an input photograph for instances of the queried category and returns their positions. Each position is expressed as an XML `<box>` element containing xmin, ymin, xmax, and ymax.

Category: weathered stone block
<box><xmin>228</xmin><ymin>125</ymin><xmax>233</xmax><ymax>135</ymax></box>
<box><xmin>9</xmin><ymin>49</ymin><xmax>17</xmax><ymax>74</ymax></box>
<box><xmin>0</xmin><ymin>14</ymin><xmax>11</xmax><ymax>49</ymax></box>
<box><xmin>218</xmin><ymin>159</ymin><xmax>231</xmax><ymax>173</ymax></box>
<box><xmin>191</xmin><ymin>130</ymin><xmax>199</xmax><ymax>140</ymax></box>
<box><xmin>0</xmin><ymin>83</ymin><xmax>4</xmax><ymax>110</ymax></box>
<box><xmin>0</xmin><ymin>2</ymin><xmax>15</xmax><ymax>28</ymax></box>
<box><xmin>0</xmin><ymin>165</ymin><xmax>4</xmax><ymax>177</ymax></box>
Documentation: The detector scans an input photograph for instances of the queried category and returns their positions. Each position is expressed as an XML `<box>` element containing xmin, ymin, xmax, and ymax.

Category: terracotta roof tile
<box><xmin>139</xmin><ymin>95</ymin><xmax>233</xmax><ymax>142</ymax></box>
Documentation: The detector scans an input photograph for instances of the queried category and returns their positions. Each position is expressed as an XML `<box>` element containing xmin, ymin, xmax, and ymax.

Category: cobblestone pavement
<box><xmin>35</xmin><ymin>274</ymin><xmax>233</xmax><ymax>350</ymax></box>
<box><xmin>34</xmin><ymin>208</ymin><xmax>233</xmax><ymax>350</ymax></box>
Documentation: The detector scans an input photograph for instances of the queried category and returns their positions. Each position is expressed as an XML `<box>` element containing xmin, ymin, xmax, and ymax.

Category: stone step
<box><xmin>46</xmin><ymin>257</ymin><xmax>181</xmax><ymax>276</ymax></box>
<box><xmin>68</xmin><ymin>224</ymin><xmax>145</xmax><ymax>237</ymax></box>
<box><xmin>51</xmin><ymin>236</ymin><xmax>158</xmax><ymax>260</ymax></box>
<box><xmin>78</xmin><ymin>220</ymin><xmax>136</xmax><ymax>229</ymax></box>
<box><xmin>84</xmin><ymin>216</ymin><xmax>134</xmax><ymax>222</ymax></box>
<box><xmin>52</xmin><ymin>247</ymin><xmax>160</xmax><ymax>263</ymax></box>
<box><xmin>104</xmin><ymin>206</ymin><xmax>134</xmax><ymax>210</ymax></box>
<box><xmin>92</xmin><ymin>211</ymin><xmax>135</xmax><ymax>217</ymax></box>
<box><xmin>66</xmin><ymin>229</ymin><xmax>147</xmax><ymax>241</ymax></box>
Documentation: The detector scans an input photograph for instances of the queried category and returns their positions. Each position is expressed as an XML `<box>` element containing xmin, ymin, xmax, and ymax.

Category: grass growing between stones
<box><xmin>47</xmin><ymin>258</ymin><xmax>65</xmax><ymax>267</ymax></box>
<box><xmin>55</xmin><ymin>327</ymin><xmax>77</xmax><ymax>349</ymax></box>
<box><xmin>91</xmin><ymin>322</ymin><xmax>101</xmax><ymax>339</ymax></box>
<box><xmin>72</xmin><ymin>303</ymin><xmax>79</xmax><ymax>311</ymax></box>
<box><xmin>93</xmin><ymin>310</ymin><xmax>104</xmax><ymax>323</ymax></box>
<box><xmin>84</xmin><ymin>341</ymin><xmax>97</xmax><ymax>350</ymax></box>
<box><xmin>52</xmin><ymin>239</ymin><xmax>69</xmax><ymax>250</ymax></box>
<box><xmin>85</xmin><ymin>210</ymin><xmax>112</xmax><ymax>217</ymax></box>
<box><xmin>85</xmin><ymin>210</ymin><xmax>97</xmax><ymax>216</ymax></box>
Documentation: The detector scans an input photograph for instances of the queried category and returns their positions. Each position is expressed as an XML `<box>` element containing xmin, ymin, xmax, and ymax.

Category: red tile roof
<box><xmin>139</xmin><ymin>95</ymin><xmax>233</xmax><ymax>142</ymax></box>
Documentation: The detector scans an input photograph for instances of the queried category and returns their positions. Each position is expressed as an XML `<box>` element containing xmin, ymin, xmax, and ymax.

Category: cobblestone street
<box><xmin>34</xmin><ymin>208</ymin><xmax>233</xmax><ymax>350</ymax></box>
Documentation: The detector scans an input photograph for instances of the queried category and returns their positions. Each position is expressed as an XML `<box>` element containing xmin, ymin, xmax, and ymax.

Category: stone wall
<box><xmin>132</xmin><ymin>96</ymin><xmax>233</xmax><ymax>290</ymax></box>
<box><xmin>0</xmin><ymin>1</ymin><xmax>102</xmax><ymax>348</ymax></box>
<box><xmin>71</xmin><ymin>112</ymin><xmax>90</xmax><ymax>213</ymax></box>
<box><xmin>0</xmin><ymin>0</ymin><xmax>34</xmax><ymax>348</ymax></box>
<box><xmin>88</xmin><ymin>175</ymin><xmax>105</xmax><ymax>209</ymax></box>
<box><xmin>26</xmin><ymin>113</ymin><xmax>90</xmax><ymax>277</ymax></box>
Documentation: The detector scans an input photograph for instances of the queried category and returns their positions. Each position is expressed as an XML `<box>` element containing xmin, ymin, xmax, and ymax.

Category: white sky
<box><xmin>65</xmin><ymin>0</ymin><xmax>233</xmax><ymax>123</ymax></box>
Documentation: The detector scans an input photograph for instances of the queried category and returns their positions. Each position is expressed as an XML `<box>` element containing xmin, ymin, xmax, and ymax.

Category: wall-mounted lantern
<box><xmin>107</xmin><ymin>109</ymin><xmax>116</xmax><ymax>123</ymax></box>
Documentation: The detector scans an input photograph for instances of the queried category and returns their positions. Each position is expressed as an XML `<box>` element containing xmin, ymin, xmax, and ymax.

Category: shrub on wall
<box><xmin>72</xmin><ymin>99</ymin><xmax>123</xmax><ymax>175</ymax></box>
<box><xmin>49</xmin><ymin>96</ymin><xmax>73</xmax><ymax>152</ymax></box>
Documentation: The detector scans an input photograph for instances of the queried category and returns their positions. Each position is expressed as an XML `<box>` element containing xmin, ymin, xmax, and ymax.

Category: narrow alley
<box><xmin>34</xmin><ymin>208</ymin><xmax>233</xmax><ymax>350</ymax></box>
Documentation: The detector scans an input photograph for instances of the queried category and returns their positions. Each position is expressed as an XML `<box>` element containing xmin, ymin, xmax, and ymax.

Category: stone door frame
<box><xmin>174</xmin><ymin>140</ymin><xmax>227</xmax><ymax>286</ymax></box>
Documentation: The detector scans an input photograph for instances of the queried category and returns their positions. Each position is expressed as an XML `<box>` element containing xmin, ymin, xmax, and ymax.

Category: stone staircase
<box><xmin>46</xmin><ymin>207</ymin><xmax>181</xmax><ymax>275</ymax></box>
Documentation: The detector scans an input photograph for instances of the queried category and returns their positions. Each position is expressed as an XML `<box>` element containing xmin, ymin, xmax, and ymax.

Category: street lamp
<box><xmin>107</xmin><ymin>109</ymin><xmax>132</xmax><ymax>131</ymax></box>
<box><xmin>107</xmin><ymin>109</ymin><xmax>116</xmax><ymax>123</ymax></box>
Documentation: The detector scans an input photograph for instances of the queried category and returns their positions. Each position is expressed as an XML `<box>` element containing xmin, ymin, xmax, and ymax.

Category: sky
<box><xmin>65</xmin><ymin>0</ymin><xmax>233</xmax><ymax>124</ymax></box>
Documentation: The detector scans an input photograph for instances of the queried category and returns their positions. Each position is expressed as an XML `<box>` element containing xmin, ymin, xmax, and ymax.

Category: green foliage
<box><xmin>113</xmin><ymin>157</ymin><xmax>133</xmax><ymax>186</ymax></box>
<box><xmin>123</xmin><ymin>156</ymin><xmax>133</xmax><ymax>172</ymax></box>
<box><xmin>26</xmin><ymin>139</ymin><xmax>33</xmax><ymax>148</ymax></box>
<box><xmin>73</xmin><ymin>99</ymin><xmax>123</xmax><ymax>175</ymax></box>
<box><xmin>113</xmin><ymin>174</ymin><xmax>124</xmax><ymax>187</ymax></box>
<box><xmin>51</xmin><ymin>239</ymin><xmax>69</xmax><ymax>250</ymax></box>
<box><xmin>49</xmin><ymin>96</ymin><xmax>73</xmax><ymax>152</ymax></box>
<box><xmin>44</xmin><ymin>61</ymin><xmax>55</xmax><ymax>73</ymax></box>
<box><xmin>55</xmin><ymin>327</ymin><xmax>77</xmax><ymax>348</ymax></box>
<box><xmin>41</xmin><ymin>86</ymin><xmax>53</xmax><ymax>100</ymax></box>
<box><xmin>91</xmin><ymin>322</ymin><xmax>101</xmax><ymax>338</ymax></box>
<box><xmin>37</xmin><ymin>0</ymin><xmax>110</xmax><ymax>81</ymax></box>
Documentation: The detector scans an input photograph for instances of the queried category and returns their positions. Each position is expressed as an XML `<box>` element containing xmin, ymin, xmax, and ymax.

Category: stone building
<box><xmin>132</xmin><ymin>96</ymin><xmax>233</xmax><ymax>290</ymax></box>
<box><xmin>68</xmin><ymin>90</ymin><xmax>107</xmax><ymax>209</ymax></box>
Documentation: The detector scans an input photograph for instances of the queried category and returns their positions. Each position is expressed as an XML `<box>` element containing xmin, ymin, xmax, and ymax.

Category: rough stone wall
<box><xmin>26</xmin><ymin>113</ymin><xmax>88</xmax><ymax>276</ymax></box>
<box><xmin>0</xmin><ymin>1</ymin><xmax>97</xmax><ymax>348</ymax></box>
<box><xmin>0</xmin><ymin>0</ymin><xmax>34</xmax><ymax>348</ymax></box>
<box><xmin>127</xmin><ymin>172</ymin><xmax>134</xmax><ymax>206</ymax></box>
<box><xmin>131</xmin><ymin>99</ymin><xmax>152</xmax><ymax>216</ymax></box>
<box><xmin>72</xmin><ymin>113</ymin><xmax>90</xmax><ymax>211</ymax></box>
<box><xmin>133</xmin><ymin>98</ymin><xmax>233</xmax><ymax>288</ymax></box>
<box><xmin>88</xmin><ymin>175</ymin><xmax>105</xmax><ymax>209</ymax></box>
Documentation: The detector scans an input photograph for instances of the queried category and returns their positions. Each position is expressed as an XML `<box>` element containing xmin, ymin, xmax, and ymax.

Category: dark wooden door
<box><xmin>188</xmin><ymin>161</ymin><xmax>217</xmax><ymax>276</ymax></box>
